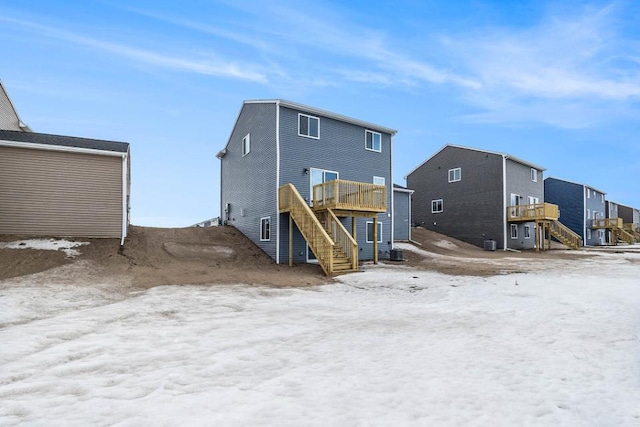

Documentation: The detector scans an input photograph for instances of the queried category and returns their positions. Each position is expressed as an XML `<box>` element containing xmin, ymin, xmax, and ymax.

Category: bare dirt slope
<box><xmin>401</xmin><ymin>227</ymin><xmax>591</xmax><ymax>276</ymax></box>
<box><xmin>0</xmin><ymin>226</ymin><xmax>328</xmax><ymax>287</ymax></box>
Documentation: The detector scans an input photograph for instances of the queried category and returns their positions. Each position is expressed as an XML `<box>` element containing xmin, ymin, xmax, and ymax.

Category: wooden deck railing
<box><xmin>507</xmin><ymin>203</ymin><xmax>559</xmax><ymax>222</ymax></box>
<box><xmin>591</xmin><ymin>218</ymin><xmax>623</xmax><ymax>229</ymax></box>
<box><xmin>313</xmin><ymin>179</ymin><xmax>386</xmax><ymax>212</ymax></box>
<box><xmin>326</xmin><ymin>209</ymin><xmax>358</xmax><ymax>271</ymax></box>
<box><xmin>279</xmin><ymin>184</ymin><xmax>335</xmax><ymax>275</ymax></box>
<box><xmin>549</xmin><ymin>220</ymin><xmax>583</xmax><ymax>249</ymax></box>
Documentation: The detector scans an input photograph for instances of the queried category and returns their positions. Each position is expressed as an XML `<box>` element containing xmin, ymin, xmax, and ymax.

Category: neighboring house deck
<box><xmin>218</xmin><ymin>100</ymin><xmax>396</xmax><ymax>275</ymax></box>
<box><xmin>406</xmin><ymin>145</ymin><xmax>581</xmax><ymax>251</ymax></box>
<box><xmin>618</xmin><ymin>204</ymin><xmax>640</xmax><ymax>243</ymax></box>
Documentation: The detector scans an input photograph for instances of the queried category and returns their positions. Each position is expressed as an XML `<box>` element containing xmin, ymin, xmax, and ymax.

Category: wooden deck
<box><xmin>507</xmin><ymin>203</ymin><xmax>559</xmax><ymax>222</ymax></box>
<box><xmin>312</xmin><ymin>179</ymin><xmax>386</xmax><ymax>213</ymax></box>
<box><xmin>591</xmin><ymin>218</ymin><xmax>623</xmax><ymax>229</ymax></box>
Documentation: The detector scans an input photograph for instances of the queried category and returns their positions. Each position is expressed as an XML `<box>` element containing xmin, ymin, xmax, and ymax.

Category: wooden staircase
<box><xmin>614</xmin><ymin>227</ymin><xmax>636</xmax><ymax>245</ymax></box>
<box><xmin>279</xmin><ymin>184</ymin><xmax>358</xmax><ymax>276</ymax></box>
<box><xmin>549</xmin><ymin>220</ymin><xmax>583</xmax><ymax>250</ymax></box>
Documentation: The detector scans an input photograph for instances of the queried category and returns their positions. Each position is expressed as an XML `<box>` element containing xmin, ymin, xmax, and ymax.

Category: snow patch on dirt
<box><xmin>0</xmin><ymin>239</ymin><xmax>89</xmax><ymax>258</ymax></box>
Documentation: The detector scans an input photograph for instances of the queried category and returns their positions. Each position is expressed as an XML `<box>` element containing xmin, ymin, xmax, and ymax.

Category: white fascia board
<box><xmin>0</xmin><ymin>140</ymin><xmax>127</xmax><ymax>157</ymax></box>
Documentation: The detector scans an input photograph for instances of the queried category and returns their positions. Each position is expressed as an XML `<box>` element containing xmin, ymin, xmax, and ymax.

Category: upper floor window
<box><xmin>365</xmin><ymin>130</ymin><xmax>382</xmax><ymax>152</ymax></box>
<box><xmin>531</xmin><ymin>168</ymin><xmax>538</xmax><ymax>182</ymax></box>
<box><xmin>242</xmin><ymin>133</ymin><xmax>250</xmax><ymax>156</ymax></box>
<box><xmin>432</xmin><ymin>199</ymin><xmax>443</xmax><ymax>213</ymax></box>
<box><xmin>587</xmin><ymin>189</ymin><xmax>591</xmax><ymax>198</ymax></box>
<box><xmin>448</xmin><ymin>168</ymin><xmax>461</xmax><ymax>183</ymax></box>
<box><xmin>298</xmin><ymin>114</ymin><xmax>319</xmax><ymax>139</ymax></box>
<box><xmin>601</xmin><ymin>194</ymin><xmax>604</xmax><ymax>203</ymax></box>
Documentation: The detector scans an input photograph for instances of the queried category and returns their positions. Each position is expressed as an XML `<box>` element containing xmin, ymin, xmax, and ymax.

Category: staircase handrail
<box><xmin>326</xmin><ymin>208</ymin><xmax>358</xmax><ymax>271</ymax></box>
<box><xmin>550</xmin><ymin>220</ymin><xmax>583</xmax><ymax>249</ymax></box>
<box><xmin>279</xmin><ymin>184</ymin><xmax>335</xmax><ymax>275</ymax></box>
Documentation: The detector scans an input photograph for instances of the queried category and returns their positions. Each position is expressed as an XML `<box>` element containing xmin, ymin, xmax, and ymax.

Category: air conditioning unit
<box><xmin>484</xmin><ymin>240</ymin><xmax>497</xmax><ymax>251</ymax></box>
<box><xmin>389</xmin><ymin>248</ymin><xmax>404</xmax><ymax>261</ymax></box>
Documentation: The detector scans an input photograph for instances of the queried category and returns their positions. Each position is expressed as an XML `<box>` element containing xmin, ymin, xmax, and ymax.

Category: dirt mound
<box><xmin>401</xmin><ymin>227</ymin><xmax>590</xmax><ymax>276</ymax></box>
<box><xmin>0</xmin><ymin>226</ymin><xmax>328</xmax><ymax>287</ymax></box>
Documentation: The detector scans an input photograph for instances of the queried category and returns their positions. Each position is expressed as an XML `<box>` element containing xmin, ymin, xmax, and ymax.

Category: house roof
<box><xmin>404</xmin><ymin>144</ymin><xmax>546</xmax><ymax>179</ymax></box>
<box><xmin>245</xmin><ymin>99</ymin><xmax>398</xmax><ymax>135</ymax></box>
<box><xmin>393</xmin><ymin>183</ymin><xmax>414</xmax><ymax>194</ymax></box>
<box><xmin>544</xmin><ymin>176</ymin><xmax>606</xmax><ymax>195</ymax></box>
<box><xmin>0</xmin><ymin>79</ymin><xmax>31</xmax><ymax>132</ymax></box>
<box><xmin>0</xmin><ymin>129</ymin><xmax>129</xmax><ymax>153</ymax></box>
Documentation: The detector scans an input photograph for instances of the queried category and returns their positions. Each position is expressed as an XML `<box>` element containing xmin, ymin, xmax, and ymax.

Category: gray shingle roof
<box><xmin>0</xmin><ymin>129</ymin><xmax>129</xmax><ymax>153</ymax></box>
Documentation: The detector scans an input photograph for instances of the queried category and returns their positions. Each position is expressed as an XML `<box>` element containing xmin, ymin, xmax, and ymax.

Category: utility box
<box><xmin>390</xmin><ymin>248</ymin><xmax>404</xmax><ymax>261</ymax></box>
<box><xmin>483</xmin><ymin>240</ymin><xmax>497</xmax><ymax>251</ymax></box>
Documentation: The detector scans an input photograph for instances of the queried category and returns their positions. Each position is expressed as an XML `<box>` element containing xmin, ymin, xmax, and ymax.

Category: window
<box><xmin>524</xmin><ymin>225</ymin><xmax>531</xmax><ymax>239</ymax></box>
<box><xmin>587</xmin><ymin>209</ymin><xmax>591</xmax><ymax>219</ymax></box>
<box><xmin>510</xmin><ymin>224</ymin><xmax>518</xmax><ymax>239</ymax></box>
<box><xmin>366</xmin><ymin>221</ymin><xmax>383</xmax><ymax>243</ymax></box>
<box><xmin>531</xmin><ymin>168</ymin><xmax>538</xmax><ymax>182</ymax></box>
<box><xmin>298</xmin><ymin>113</ymin><xmax>319</xmax><ymax>139</ymax></box>
<box><xmin>601</xmin><ymin>194</ymin><xmax>604</xmax><ymax>203</ymax></box>
<box><xmin>587</xmin><ymin>189</ymin><xmax>591</xmax><ymax>198</ymax></box>
<box><xmin>365</xmin><ymin>130</ymin><xmax>381</xmax><ymax>152</ymax></box>
<box><xmin>431</xmin><ymin>199</ymin><xmax>443</xmax><ymax>213</ymax></box>
<box><xmin>260</xmin><ymin>217</ymin><xmax>270</xmax><ymax>241</ymax></box>
<box><xmin>448</xmin><ymin>168</ymin><xmax>461</xmax><ymax>183</ymax></box>
<box><xmin>373</xmin><ymin>176</ymin><xmax>385</xmax><ymax>186</ymax></box>
<box><xmin>242</xmin><ymin>133</ymin><xmax>250</xmax><ymax>156</ymax></box>
<box><xmin>587</xmin><ymin>229</ymin><xmax>592</xmax><ymax>240</ymax></box>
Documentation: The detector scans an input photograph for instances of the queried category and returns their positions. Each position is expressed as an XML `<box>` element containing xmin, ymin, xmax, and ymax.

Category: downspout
<box><xmin>121</xmin><ymin>150</ymin><xmax>129</xmax><ymax>246</ymax></box>
<box><xmin>275</xmin><ymin>101</ymin><xmax>281</xmax><ymax>264</ymax></box>
<box><xmin>389</xmin><ymin>133</ymin><xmax>394</xmax><ymax>248</ymax></box>
<box><xmin>583</xmin><ymin>185</ymin><xmax>587</xmax><ymax>245</ymax></box>
<box><xmin>502</xmin><ymin>155</ymin><xmax>508</xmax><ymax>251</ymax></box>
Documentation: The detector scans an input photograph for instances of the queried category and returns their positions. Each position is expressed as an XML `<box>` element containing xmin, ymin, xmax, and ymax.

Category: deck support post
<box><xmin>373</xmin><ymin>216</ymin><xmax>378</xmax><ymax>264</ymax></box>
<box><xmin>535</xmin><ymin>222</ymin><xmax>540</xmax><ymax>252</ymax></box>
<box><xmin>289</xmin><ymin>214</ymin><xmax>293</xmax><ymax>267</ymax></box>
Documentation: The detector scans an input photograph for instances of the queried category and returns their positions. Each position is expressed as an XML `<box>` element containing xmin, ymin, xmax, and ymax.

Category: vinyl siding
<box><xmin>220</xmin><ymin>103</ymin><xmax>278</xmax><ymax>259</ymax></box>
<box><xmin>505</xmin><ymin>160</ymin><xmax>544</xmax><ymax>250</ymax></box>
<box><xmin>544</xmin><ymin>178</ymin><xmax>593</xmax><ymax>245</ymax></box>
<box><xmin>0</xmin><ymin>87</ymin><xmax>22</xmax><ymax>131</ymax></box>
<box><xmin>0</xmin><ymin>146</ymin><xmax>123</xmax><ymax>237</ymax></box>
<box><xmin>278</xmin><ymin>105</ymin><xmax>393</xmax><ymax>262</ymax></box>
<box><xmin>393</xmin><ymin>190</ymin><xmax>411</xmax><ymax>241</ymax></box>
<box><xmin>407</xmin><ymin>146</ymin><xmax>504</xmax><ymax>248</ymax></box>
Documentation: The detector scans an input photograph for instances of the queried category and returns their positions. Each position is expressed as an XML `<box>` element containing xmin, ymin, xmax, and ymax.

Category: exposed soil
<box><xmin>0</xmin><ymin>225</ymin><xmax>599</xmax><ymax>286</ymax></box>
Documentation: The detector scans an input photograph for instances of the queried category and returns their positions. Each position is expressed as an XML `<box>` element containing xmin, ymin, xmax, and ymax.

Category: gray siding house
<box><xmin>406</xmin><ymin>145</ymin><xmax>580</xmax><ymax>251</ymax></box>
<box><xmin>393</xmin><ymin>184</ymin><xmax>413</xmax><ymax>242</ymax></box>
<box><xmin>0</xmin><ymin>130</ymin><xmax>130</xmax><ymax>244</ymax></box>
<box><xmin>618</xmin><ymin>204</ymin><xmax>640</xmax><ymax>242</ymax></box>
<box><xmin>218</xmin><ymin>100</ymin><xmax>396</xmax><ymax>275</ymax></box>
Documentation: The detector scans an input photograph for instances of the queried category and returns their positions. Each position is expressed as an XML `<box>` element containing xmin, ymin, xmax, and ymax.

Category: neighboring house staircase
<box><xmin>592</xmin><ymin>218</ymin><xmax>635</xmax><ymax>245</ymax></box>
<box><xmin>507</xmin><ymin>203</ymin><xmax>582</xmax><ymax>250</ymax></box>
<box><xmin>549</xmin><ymin>220</ymin><xmax>583</xmax><ymax>250</ymax></box>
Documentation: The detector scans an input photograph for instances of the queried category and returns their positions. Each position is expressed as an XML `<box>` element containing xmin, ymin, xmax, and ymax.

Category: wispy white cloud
<box><xmin>0</xmin><ymin>16</ymin><xmax>268</xmax><ymax>83</ymax></box>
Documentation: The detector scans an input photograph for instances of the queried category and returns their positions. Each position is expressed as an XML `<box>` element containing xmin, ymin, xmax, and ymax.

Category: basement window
<box><xmin>260</xmin><ymin>217</ymin><xmax>270</xmax><ymax>241</ymax></box>
<box><xmin>510</xmin><ymin>224</ymin><xmax>518</xmax><ymax>239</ymax></box>
<box><xmin>524</xmin><ymin>225</ymin><xmax>531</xmax><ymax>239</ymax></box>
<box><xmin>448</xmin><ymin>167</ymin><xmax>461</xmax><ymax>183</ymax></box>
<box><xmin>366</xmin><ymin>221</ymin><xmax>383</xmax><ymax>243</ymax></box>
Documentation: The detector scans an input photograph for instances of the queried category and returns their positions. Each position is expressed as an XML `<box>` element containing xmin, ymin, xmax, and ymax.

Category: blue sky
<box><xmin>1</xmin><ymin>0</ymin><xmax>639</xmax><ymax>226</ymax></box>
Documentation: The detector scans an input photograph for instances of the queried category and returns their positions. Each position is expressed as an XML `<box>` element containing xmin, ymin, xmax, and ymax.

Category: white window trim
<box><xmin>524</xmin><ymin>225</ymin><xmax>531</xmax><ymax>239</ymax></box>
<box><xmin>242</xmin><ymin>133</ymin><xmax>250</xmax><ymax>157</ymax></box>
<box><xmin>587</xmin><ymin>229</ymin><xmax>592</xmax><ymax>240</ymax></box>
<box><xmin>260</xmin><ymin>217</ymin><xmax>271</xmax><ymax>241</ymax></box>
<box><xmin>531</xmin><ymin>168</ymin><xmax>538</xmax><ymax>182</ymax></box>
<box><xmin>448</xmin><ymin>167</ymin><xmax>461</xmax><ymax>183</ymax></box>
<box><xmin>365</xmin><ymin>130</ymin><xmax>382</xmax><ymax>153</ymax></box>
<box><xmin>431</xmin><ymin>199</ymin><xmax>443</xmax><ymax>214</ymax></box>
<box><xmin>587</xmin><ymin>209</ymin><xmax>591</xmax><ymax>219</ymax></box>
<box><xmin>373</xmin><ymin>176</ymin><xmax>385</xmax><ymax>186</ymax></box>
<box><xmin>510</xmin><ymin>224</ymin><xmax>518</xmax><ymax>239</ymax></box>
<box><xmin>298</xmin><ymin>113</ymin><xmax>320</xmax><ymax>139</ymax></box>
<box><xmin>366</xmin><ymin>221</ymin><xmax>383</xmax><ymax>243</ymax></box>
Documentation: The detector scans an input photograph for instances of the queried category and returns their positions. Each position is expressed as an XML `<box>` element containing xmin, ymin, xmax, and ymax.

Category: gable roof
<box><xmin>393</xmin><ymin>183</ymin><xmax>414</xmax><ymax>194</ymax></box>
<box><xmin>0</xmin><ymin>79</ymin><xmax>31</xmax><ymax>132</ymax></box>
<box><xmin>544</xmin><ymin>176</ymin><xmax>606</xmax><ymax>195</ymax></box>
<box><xmin>0</xmin><ymin>129</ymin><xmax>129</xmax><ymax>153</ymax></box>
<box><xmin>404</xmin><ymin>144</ymin><xmax>546</xmax><ymax>179</ymax></box>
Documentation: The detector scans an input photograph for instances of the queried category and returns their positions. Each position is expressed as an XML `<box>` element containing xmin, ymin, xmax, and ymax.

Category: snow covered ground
<box><xmin>1</xmin><ymin>250</ymin><xmax>639</xmax><ymax>426</ymax></box>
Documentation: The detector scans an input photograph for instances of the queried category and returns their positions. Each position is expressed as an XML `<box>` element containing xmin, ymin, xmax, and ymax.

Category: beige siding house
<box><xmin>0</xmin><ymin>130</ymin><xmax>130</xmax><ymax>244</ymax></box>
<box><xmin>0</xmin><ymin>79</ymin><xmax>30</xmax><ymax>132</ymax></box>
